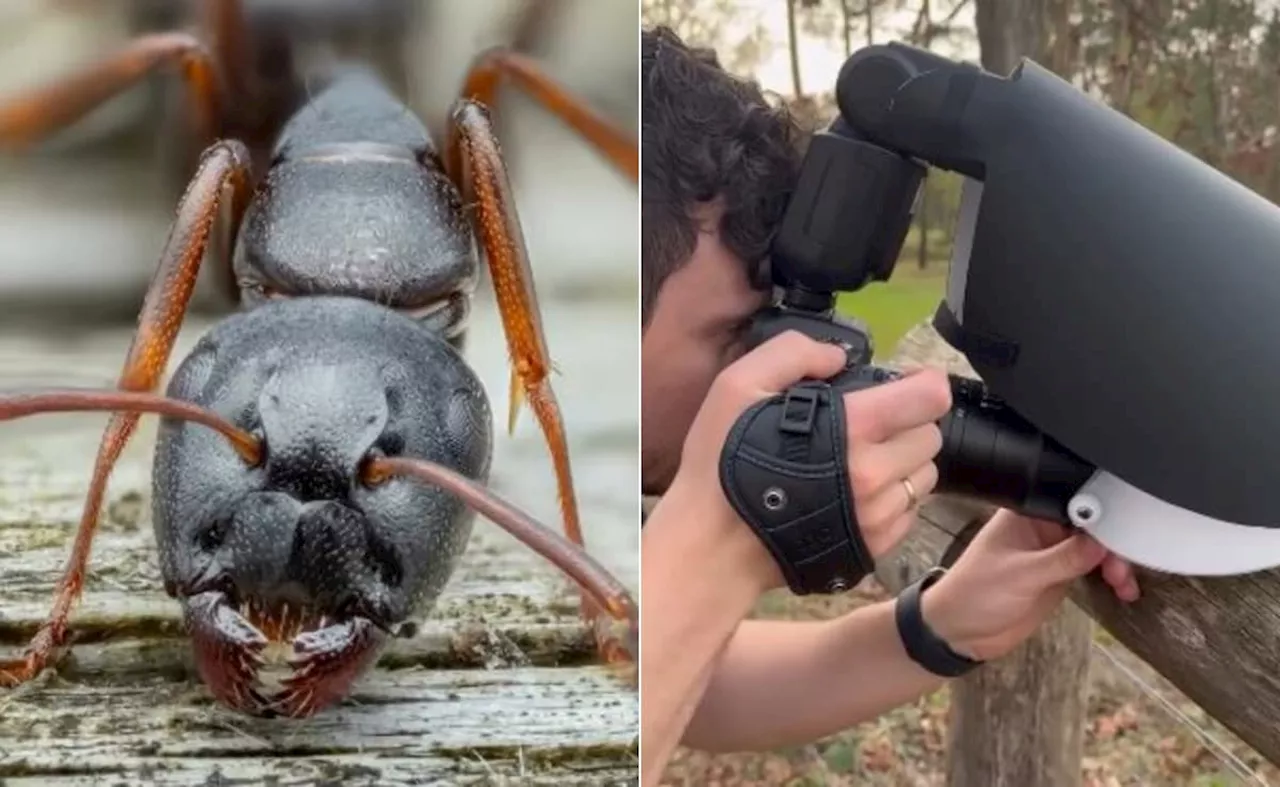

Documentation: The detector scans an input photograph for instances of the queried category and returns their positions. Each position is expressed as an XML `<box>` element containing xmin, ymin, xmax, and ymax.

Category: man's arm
<box><xmin>639</xmin><ymin>482</ymin><xmax>771</xmax><ymax>781</ymax></box>
<box><xmin>638</xmin><ymin>332</ymin><xmax>957</xmax><ymax>781</ymax></box>
<box><xmin>679</xmin><ymin>603</ymin><xmax>944</xmax><ymax>753</ymax></box>
<box><xmin>678</xmin><ymin>509</ymin><xmax>1136</xmax><ymax>753</ymax></box>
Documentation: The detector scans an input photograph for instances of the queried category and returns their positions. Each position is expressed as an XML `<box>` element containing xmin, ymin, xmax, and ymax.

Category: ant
<box><xmin>0</xmin><ymin>0</ymin><xmax>637</xmax><ymax>718</ymax></box>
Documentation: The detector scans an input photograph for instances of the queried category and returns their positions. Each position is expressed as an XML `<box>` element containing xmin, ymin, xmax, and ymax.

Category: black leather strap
<box><xmin>719</xmin><ymin>381</ymin><xmax>875</xmax><ymax>595</ymax></box>
<box><xmin>895</xmin><ymin>567</ymin><xmax>983</xmax><ymax>677</ymax></box>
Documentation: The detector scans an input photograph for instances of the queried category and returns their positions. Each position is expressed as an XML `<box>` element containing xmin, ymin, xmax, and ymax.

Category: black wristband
<box><xmin>895</xmin><ymin>567</ymin><xmax>983</xmax><ymax>677</ymax></box>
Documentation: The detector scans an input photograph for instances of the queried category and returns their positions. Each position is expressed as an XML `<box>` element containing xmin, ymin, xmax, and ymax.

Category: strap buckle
<box><xmin>779</xmin><ymin>385</ymin><xmax>822</xmax><ymax>435</ymax></box>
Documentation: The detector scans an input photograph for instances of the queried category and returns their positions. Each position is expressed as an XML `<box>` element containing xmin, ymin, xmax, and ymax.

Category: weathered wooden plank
<box><xmin>0</xmin><ymin>667</ymin><xmax>638</xmax><ymax>784</ymax></box>
<box><xmin>881</xmin><ymin>320</ymin><xmax>1280</xmax><ymax>769</ymax></box>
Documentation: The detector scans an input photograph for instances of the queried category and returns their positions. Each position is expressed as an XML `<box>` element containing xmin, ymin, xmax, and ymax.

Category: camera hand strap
<box><xmin>718</xmin><ymin>381</ymin><xmax>875</xmax><ymax>594</ymax></box>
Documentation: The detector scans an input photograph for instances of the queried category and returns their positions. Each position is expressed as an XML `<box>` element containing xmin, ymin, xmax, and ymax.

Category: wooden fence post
<box><xmin>877</xmin><ymin>325</ymin><xmax>1096</xmax><ymax>786</ymax></box>
<box><xmin>874</xmin><ymin>502</ymin><xmax>1093</xmax><ymax>787</ymax></box>
<box><xmin>944</xmin><ymin>606</ymin><xmax>1092</xmax><ymax>787</ymax></box>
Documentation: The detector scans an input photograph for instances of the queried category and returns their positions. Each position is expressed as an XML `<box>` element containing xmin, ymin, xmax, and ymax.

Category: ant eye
<box><xmin>196</xmin><ymin>518</ymin><xmax>228</xmax><ymax>551</ymax></box>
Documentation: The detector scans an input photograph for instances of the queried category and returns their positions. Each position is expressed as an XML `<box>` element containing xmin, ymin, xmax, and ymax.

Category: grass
<box><xmin>835</xmin><ymin>261</ymin><xmax>949</xmax><ymax>360</ymax></box>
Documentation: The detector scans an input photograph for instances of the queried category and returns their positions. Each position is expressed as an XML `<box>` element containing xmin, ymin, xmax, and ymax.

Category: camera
<box><xmin>743</xmin><ymin>42</ymin><xmax>1280</xmax><ymax>575</ymax></box>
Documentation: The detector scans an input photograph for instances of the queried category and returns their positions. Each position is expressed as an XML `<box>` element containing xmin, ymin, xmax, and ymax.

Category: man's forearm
<box><xmin>647</xmin><ymin>650</ymin><xmax>721</xmax><ymax>782</ymax></box>
<box><xmin>639</xmin><ymin>486</ymin><xmax>766</xmax><ymax>783</ymax></box>
<box><xmin>680</xmin><ymin>598</ymin><xmax>947</xmax><ymax>752</ymax></box>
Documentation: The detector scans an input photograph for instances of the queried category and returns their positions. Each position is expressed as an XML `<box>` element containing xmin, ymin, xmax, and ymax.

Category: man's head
<box><xmin>640</xmin><ymin>26</ymin><xmax>804</xmax><ymax>495</ymax></box>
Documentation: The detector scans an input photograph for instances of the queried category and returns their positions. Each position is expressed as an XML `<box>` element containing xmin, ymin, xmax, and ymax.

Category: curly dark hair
<box><xmin>641</xmin><ymin>25</ymin><xmax>804</xmax><ymax>325</ymax></box>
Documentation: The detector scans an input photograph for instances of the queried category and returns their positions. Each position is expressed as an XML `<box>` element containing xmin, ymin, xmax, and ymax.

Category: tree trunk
<box><xmin>1045</xmin><ymin>0</ymin><xmax>1075</xmax><ymax>77</ymax></box>
<box><xmin>787</xmin><ymin>0</ymin><xmax>804</xmax><ymax>97</ymax></box>
<box><xmin>886</xmin><ymin>9</ymin><xmax>1085</xmax><ymax>761</ymax></box>
<box><xmin>974</xmin><ymin>0</ymin><xmax>1047</xmax><ymax>74</ymax></box>
<box><xmin>875</xmin><ymin>499</ymin><xmax>1092</xmax><ymax>787</ymax></box>
<box><xmin>841</xmin><ymin>0</ymin><xmax>853</xmax><ymax>56</ymax></box>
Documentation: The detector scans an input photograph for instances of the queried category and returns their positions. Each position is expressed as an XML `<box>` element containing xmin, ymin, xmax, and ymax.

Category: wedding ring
<box><xmin>901</xmin><ymin>476</ymin><xmax>919</xmax><ymax>510</ymax></box>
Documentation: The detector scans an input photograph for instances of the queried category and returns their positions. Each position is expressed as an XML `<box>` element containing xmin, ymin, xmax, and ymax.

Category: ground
<box><xmin>661</xmin><ymin>254</ymin><xmax>1278</xmax><ymax>787</ymax></box>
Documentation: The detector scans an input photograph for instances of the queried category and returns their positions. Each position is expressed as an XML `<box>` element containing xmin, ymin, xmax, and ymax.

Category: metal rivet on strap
<box><xmin>763</xmin><ymin>487</ymin><xmax>787</xmax><ymax>511</ymax></box>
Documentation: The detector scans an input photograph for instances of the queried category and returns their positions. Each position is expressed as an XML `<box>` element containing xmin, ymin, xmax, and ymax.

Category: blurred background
<box><xmin>0</xmin><ymin>1</ymin><xmax>637</xmax><ymax>614</ymax></box>
<box><xmin>0</xmin><ymin>0</ymin><xmax>636</xmax><ymax>319</ymax></box>
<box><xmin>644</xmin><ymin>0</ymin><xmax>1280</xmax><ymax>357</ymax></box>
<box><xmin>644</xmin><ymin>0</ymin><xmax>1280</xmax><ymax>785</ymax></box>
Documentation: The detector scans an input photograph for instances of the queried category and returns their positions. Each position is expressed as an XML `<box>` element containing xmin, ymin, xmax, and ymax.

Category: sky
<box><xmin>706</xmin><ymin>0</ymin><xmax>980</xmax><ymax>97</ymax></box>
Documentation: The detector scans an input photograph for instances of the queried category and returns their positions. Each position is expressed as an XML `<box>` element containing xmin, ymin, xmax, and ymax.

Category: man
<box><xmin>638</xmin><ymin>25</ymin><xmax>1140</xmax><ymax>782</ymax></box>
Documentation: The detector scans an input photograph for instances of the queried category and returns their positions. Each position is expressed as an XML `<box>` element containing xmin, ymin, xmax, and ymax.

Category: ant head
<box><xmin>150</xmin><ymin>297</ymin><xmax>492</xmax><ymax>715</ymax></box>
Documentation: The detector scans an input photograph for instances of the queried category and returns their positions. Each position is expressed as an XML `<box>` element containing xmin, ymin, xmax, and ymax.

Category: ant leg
<box><xmin>200</xmin><ymin>0</ymin><xmax>257</xmax><ymax>104</ymax></box>
<box><xmin>444</xmin><ymin>100</ymin><xmax>630</xmax><ymax>665</ymax></box>
<box><xmin>0</xmin><ymin>141</ymin><xmax>253</xmax><ymax>689</ymax></box>
<box><xmin>199</xmin><ymin>0</ymin><xmax>259</xmax><ymax>302</ymax></box>
<box><xmin>452</xmin><ymin>47</ymin><xmax>637</xmax><ymax>182</ymax></box>
<box><xmin>0</xmin><ymin>33</ymin><xmax>223</xmax><ymax>151</ymax></box>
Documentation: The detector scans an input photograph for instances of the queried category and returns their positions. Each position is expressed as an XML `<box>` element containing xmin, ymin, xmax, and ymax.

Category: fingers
<box><xmin>1022</xmin><ymin>515</ymin><xmax>1076</xmax><ymax>549</ymax></box>
<box><xmin>844</xmin><ymin>367</ymin><xmax>952</xmax><ymax>443</ymax></box>
<box><xmin>855</xmin><ymin>461</ymin><xmax>938</xmax><ymax>539</ymax></box>
<box><xmin>861</xmin><ymin>484</ymin><xmax>931</xmax><ymax>556</ymax></box>
<box><xmin>851</xmin><ymin>422</ymin><xmax>942</xmax><ymax>491</ymax></box>
<box><xmin>725</xmin><ymin>330</ymin><xmax>847</xmax><ymax>393</ymax></box>
<box><xmin>1012</xmin><ymin>515</ymin><xmax>1141</xmax><ymax>602</ymax></box>
<box><xmin>1102</xmin><ymin>553</ymin><xmax>1141</xmax><ymax>602</ymax></box>
<box><xmin>1031</xmin><ymin>532</ymin><xmax>1109</xmax><ymax>584</ymax></box>
<box><xmin>837</xmin><ymin>366</ymin><xmax>948</xmax><ymax>559</ymax></box>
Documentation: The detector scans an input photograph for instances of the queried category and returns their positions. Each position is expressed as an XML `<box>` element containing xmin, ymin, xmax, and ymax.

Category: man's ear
<box><xmin>689</xmin><ymin>197</ymin><xmax>773</xmax><ymax>290</ymax></box>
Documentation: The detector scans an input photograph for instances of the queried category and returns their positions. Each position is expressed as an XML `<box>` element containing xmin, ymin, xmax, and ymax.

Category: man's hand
<box><xmin>921</xmin><ymin>510</ymin><xmax>1141</xmax><ymax>662</ymax></box>
<box><xmin>670</xmin><ymin>329</ymin><xmax>953</xmax><ymax>591</ymax></box>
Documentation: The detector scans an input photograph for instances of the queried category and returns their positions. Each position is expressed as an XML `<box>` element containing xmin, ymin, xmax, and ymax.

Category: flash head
<box><xmin>771</xmin><ymin>130</ymin><xmax>923</xmax><ymax>295</ymax></box>
<box><xmin>770</xmin><ymin>44</ymin><xmax>980</xmax><ymax>298</ymax></box>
